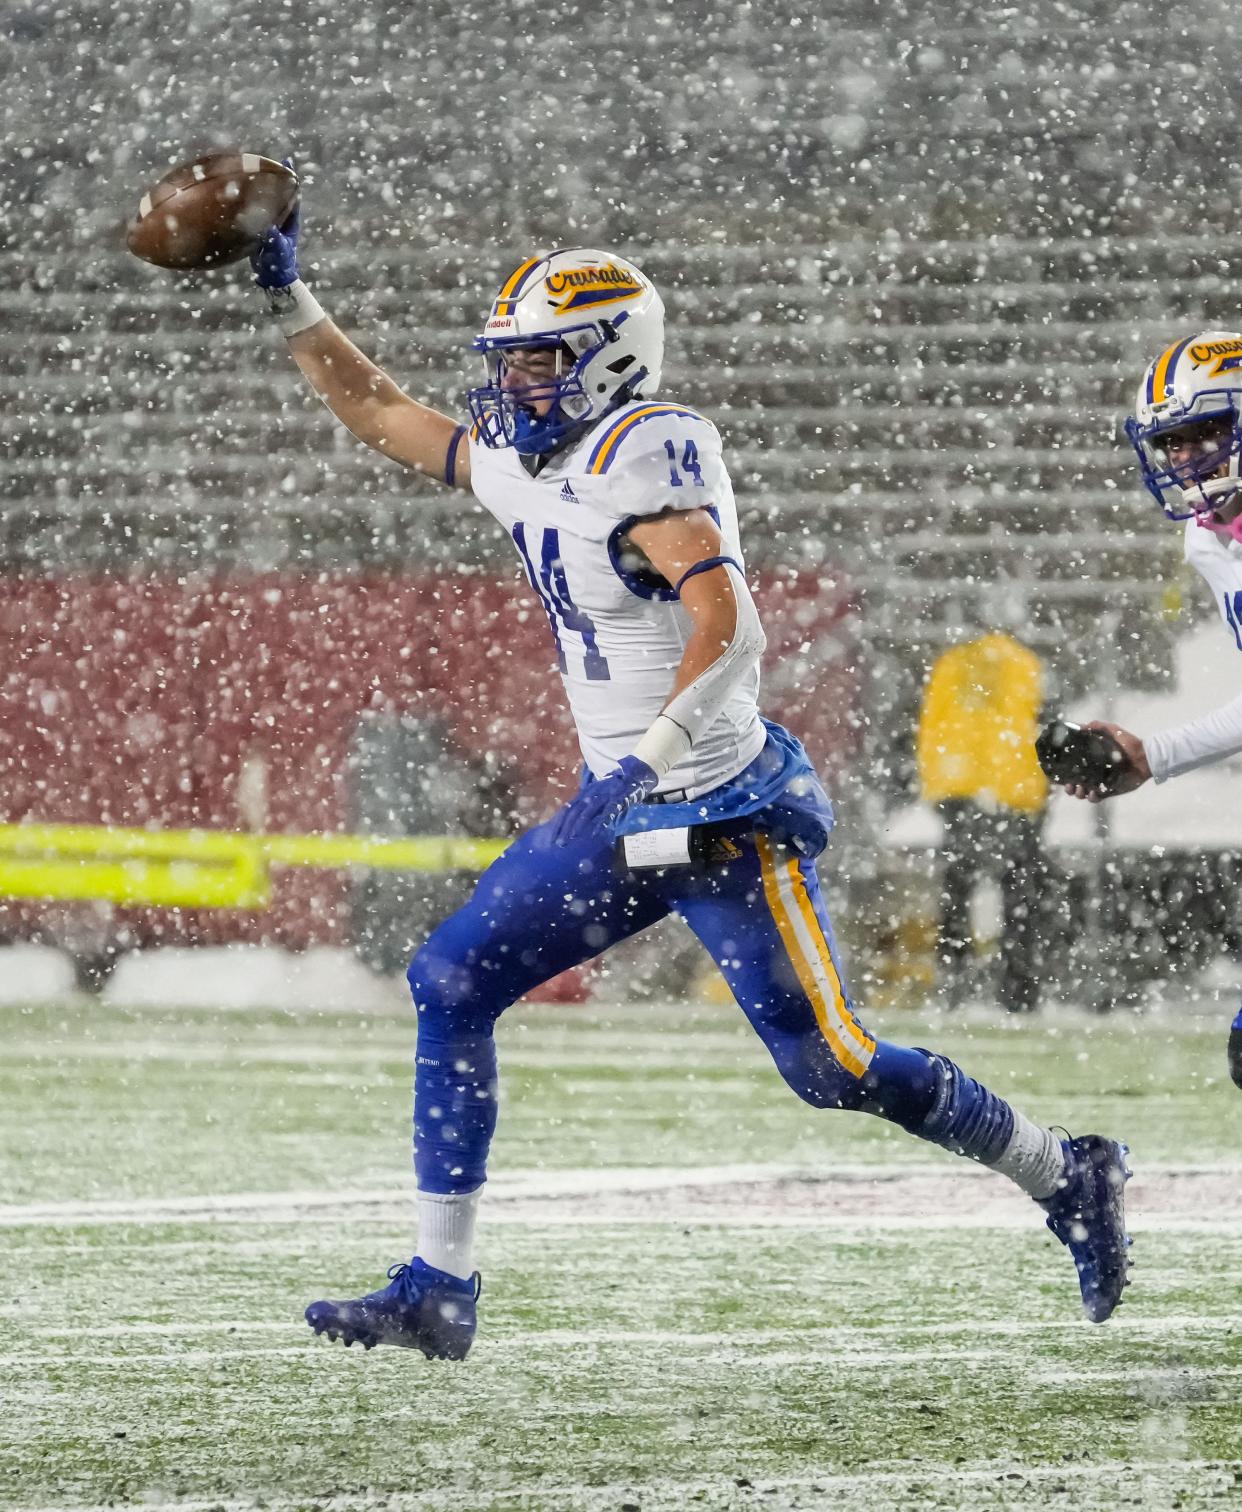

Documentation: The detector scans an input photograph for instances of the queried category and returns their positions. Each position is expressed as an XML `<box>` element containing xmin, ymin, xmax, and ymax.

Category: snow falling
<box><xmin>2</xmin><ymin>4</ymin><xmax>1241</xmax><ymax>1507</ymax></box>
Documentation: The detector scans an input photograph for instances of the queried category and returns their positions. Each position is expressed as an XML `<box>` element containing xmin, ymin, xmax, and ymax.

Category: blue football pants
<box><xmin>408</xmin><ymin>817</ymin><xmax>1007</xmax><ymax>1194</ymax></box>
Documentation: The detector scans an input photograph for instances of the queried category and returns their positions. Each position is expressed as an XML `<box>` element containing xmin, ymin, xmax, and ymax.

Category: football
<box><xmin>1034</xmin><ymin>718</ymin><xmax>1130</xmax><ymax>794</ymax></box>
<box><xmin>126</xmin><ymin>152</ymin><xmax>299</xmax><ymax>270</ymax></box>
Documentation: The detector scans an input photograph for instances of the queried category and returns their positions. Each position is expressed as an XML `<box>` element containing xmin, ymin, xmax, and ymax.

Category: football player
<box><xmin>1067</xmin><ymin>330</ymin><xmax>1242</xmax><ymax>1090</ymax></box>
<box><xmin>248</xmin><ymin>198</ymin><xmax>1131</xmax><ymax>1357</ymax></box>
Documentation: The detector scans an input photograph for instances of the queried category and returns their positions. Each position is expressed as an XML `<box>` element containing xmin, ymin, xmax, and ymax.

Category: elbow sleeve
<box><xmin>662</xmin><ymin>562</ymin><xmax>765</xmax><ymax>744</ymax></box>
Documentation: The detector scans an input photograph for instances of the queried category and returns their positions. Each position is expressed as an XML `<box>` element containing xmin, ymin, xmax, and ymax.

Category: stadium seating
<box><xmin>6</xmin><ymin>0</ymin><xmax>1242</xmax><ymax>697</ymax></box>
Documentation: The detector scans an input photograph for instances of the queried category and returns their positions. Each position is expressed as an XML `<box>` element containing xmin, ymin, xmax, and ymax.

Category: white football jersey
<box><xmin>467</xmin><ymin>398</ymin><xmax>767</xmax><ymax>797</ymax></box>
<box><xmin>1143</xmin><ymin>518</ymin><xmax>1242</xmax><ymax>784</ymax></box>
<box><xmin>1184</xmin><ymin>516</ymin><xmax>1242</xmax><ymax>650</ymax></box>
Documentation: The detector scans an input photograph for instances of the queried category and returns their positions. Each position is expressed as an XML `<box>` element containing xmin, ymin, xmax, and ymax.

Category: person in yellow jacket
<box><xmin>917</xmin><ymin>632</ymin><xmax>1049</xmax><ymax>1012</ymax></box>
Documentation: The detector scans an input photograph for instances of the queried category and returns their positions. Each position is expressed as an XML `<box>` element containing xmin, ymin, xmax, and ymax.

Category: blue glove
<box><xmin>251</xmin><ymin>158</ymin><xmax>301</xmax><ymax>289</ymax></box>
<box><xmin>549</xmin><ymin>755</ymin><xmax>659</xmax><ymax>848</ymax></box>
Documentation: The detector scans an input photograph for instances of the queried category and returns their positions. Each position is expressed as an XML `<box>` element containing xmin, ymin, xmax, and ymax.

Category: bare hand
<box><xmin>1062</xmin><ymin>720</ymin><xmax>1150</xmax><ymax>802</ymax></box>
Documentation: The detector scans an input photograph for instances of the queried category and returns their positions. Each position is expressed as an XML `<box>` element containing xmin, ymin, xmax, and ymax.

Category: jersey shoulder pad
<box><xmin>583</xmin><ymin>401</ymin><xmax>724</xmax><ymax>518</ymax></box>
<box><xmin>466</xmin><ymin>417</ymin><xmax>523</xmax><ymax>497</ymax></box>
<box><xmin>1183</xmin><ymin>513</ymin><xmax>1218</xmax><ymax>570</ymax></box>
<box><xmin>465</xmin><ymin>416</ymin><xmax>488</xmax><ymax>473</ymax></box>
<box><xmin>1182</xmin><ymin>514</ymin><xmax>1197</xmax><ymax>558</ymax></box>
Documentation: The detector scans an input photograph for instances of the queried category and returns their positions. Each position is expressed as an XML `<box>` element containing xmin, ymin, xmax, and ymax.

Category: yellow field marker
<box><xmin>0</xmin><ymin>823</ymin><xmax>508</xmax><ymax>910</ymax></box>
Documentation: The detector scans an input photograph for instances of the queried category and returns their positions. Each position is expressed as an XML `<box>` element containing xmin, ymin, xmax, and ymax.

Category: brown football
<box><xmin>126</xmin><ymin>152</ymin><xmax>299</xmax><ymax>270</ymax></box>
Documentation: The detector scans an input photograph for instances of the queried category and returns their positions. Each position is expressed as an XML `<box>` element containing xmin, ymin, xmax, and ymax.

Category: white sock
<box><xmin>990</xmin><ymin>1113</ymin><xmax>1066</xmax><ymax>1200</ymax></box>
<box><xmin>416</xmin><ymin>1187</ymin><xmax>482</xmax><ymax>1280</ymax></box>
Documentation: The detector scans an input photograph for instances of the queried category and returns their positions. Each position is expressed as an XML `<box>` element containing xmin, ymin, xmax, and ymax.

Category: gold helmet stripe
<box><xmin>492</xmin><ymin>255</ymin><xmax>543</xmax><ymax>318</ymax></box>
<box><xmin>1150</xmin><ymin>337</ymin><xmax>1192</xmax><ymax>405</ymax></box>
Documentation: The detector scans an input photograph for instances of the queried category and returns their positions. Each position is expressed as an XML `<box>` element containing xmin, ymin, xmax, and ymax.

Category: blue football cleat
<box><xmin>305</xmin><ymin>1258</ymin><xmax>480</xmax><ymax>1358</ymax></box>
<box><xmin>1039</xmin><ymin>1134</ymin><xmax>1132</xmax><ymax>1323</ymax></box>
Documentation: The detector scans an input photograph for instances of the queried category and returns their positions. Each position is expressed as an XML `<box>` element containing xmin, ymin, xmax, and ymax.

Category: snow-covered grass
<box><xmin>1</xmin><ymin>997</ymin><xmax>1239</xmax><ymax>1510</ymax></box>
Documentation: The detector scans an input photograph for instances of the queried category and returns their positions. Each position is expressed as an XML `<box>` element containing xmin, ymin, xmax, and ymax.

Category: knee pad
<box><xmin>407</xmin><ymin>939</ymin><xmax>496</xmax><ymax>1040</ymax></box>
<box><xmin>770</xmin><ymin>1031</ymin><xmax>867</xmax><ymax>1110</ymax></box>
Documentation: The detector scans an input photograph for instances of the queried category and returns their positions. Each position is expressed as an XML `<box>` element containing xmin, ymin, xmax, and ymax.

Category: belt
<box><xmin>648</xmin><ymin>787</ymin><xmax>691</xmax><ymax>804</ymax></box>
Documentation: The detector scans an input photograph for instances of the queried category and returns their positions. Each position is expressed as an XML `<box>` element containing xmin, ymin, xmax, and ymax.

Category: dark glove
<box><xmin>251</xmin><ymin>158</ymin><xmax>301</xmax><ymax>289</ymax></box>
<box><xmin>549</xmin><ymin>756</ymin><xmax>659</xmax><ymax>848</ymax></box>
<box><xmin>1035</xmin><ymin>719</ymin><xmax>1131</xmax><ymax>794</ymax></box>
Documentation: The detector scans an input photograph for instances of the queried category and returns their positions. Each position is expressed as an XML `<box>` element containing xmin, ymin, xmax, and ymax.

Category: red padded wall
<box><xmin>0</xmin><ymin>569</ymin><xmax>857</xmax><ymax>949</ymax></box>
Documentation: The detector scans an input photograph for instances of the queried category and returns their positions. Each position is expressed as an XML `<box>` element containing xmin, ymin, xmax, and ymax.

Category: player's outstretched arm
<box><xmin>1062</xmin><ymin>693</ymin><xmax>1242</xmax><ymax>801</ymax></box>
<box><xmin>549</xmin><ymin>508</ymin><xmax>766</xmax><ymax>847</ymax></box>
<box><xmin>626</xmin><ymin>507</ymin><xmax>764</xmax><ymax>722</ymax></box>
<box><xmin>251</xmin><ymin>194</ymin><xmax>469</xmax><ymax>491</ymax></box>
<box><xmin>1138</xmin><ymin>688</ymin><xmax>1242</xmax><ymax>787</ymax></box>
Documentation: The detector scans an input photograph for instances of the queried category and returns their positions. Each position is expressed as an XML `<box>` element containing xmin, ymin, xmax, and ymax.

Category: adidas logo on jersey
<box><xmin>559</xmin><ymin>480</ymin><xmax>579</xmax><ymax>503</ymax></box>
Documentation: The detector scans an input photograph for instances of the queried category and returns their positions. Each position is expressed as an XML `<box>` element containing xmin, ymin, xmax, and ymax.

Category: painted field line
<box><xmin>0</xmin><ymin>1187</ymin><xmax>412</xmax><ymax>1225</ymax></box>
<box><xmin>13</xmin><ymin>1457</ymin><xmax>1235</xmax><ymax>1512</ymax></box>
<box><xmin>3</xmin><ymin>1161</ymin><xmax>1239</xmax><ymax>1229</ymax></box>
<box><xmin>0</xmin><ymin>1345</ymin><xmax>1018</xmax><ymax>1372</ymax></box>
<box><xmin>25</xmin><ymin>1313</ymin><xmax>1242</xmax><ymax>1347</ymax></box>
<box><xmin>8</xmin><ymin>1347</ymin><xmax>1238</xmax><ymax>1379</ymax></box>
<box><xmin>0</xmin><ymin>1038</ymin><xmax>411</xmax><ymax>1066</ymax></box>
<box><xmin>4</xmin><ymin>1209</ymin><xmax>1237</xmax><ymax>1234</ymax></box>
<box><xmin>1</xmin><ymin>1036</ymin><xmax>753</xmax><ymax>1068</ymax></box>
<box><xmin>0</xmin><ymin>1346</ymin><xmax>313</xmax><ymax>1368</ymax></box>
<box><xmin>486</xmin><ymin>1212</ymin><xmax>1242</xmax><ymax>1233</ymax></box>
<box><xmin>0</xmin><ymin>1163</ymin><xmax>883</xmax><ymax>1223</ymax></box>
<box><xmin>35</xmin><ymin>1320</ymin><xmax>292</xmax><ymax>1336</ymax></box>
<box><xmin>504</xmin><ymin>1315</ymin><xmax>1242</xmax><ymax>1345</ymax></box>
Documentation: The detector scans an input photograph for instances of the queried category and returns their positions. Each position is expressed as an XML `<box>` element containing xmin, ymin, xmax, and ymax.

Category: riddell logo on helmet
<box><xmin>1189</xmin><ymin>339</ymin><xmax>1242</xmax><ymax>376</ymax></box>
<box><xmin>545</xmin><ymin>263</ymin><xmax>644</xmax><ymax>314</ymax></box>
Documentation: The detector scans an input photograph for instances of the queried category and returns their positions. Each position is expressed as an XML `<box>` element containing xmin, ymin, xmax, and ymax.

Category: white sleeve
<box><xmin>632</xmin><ymin>561</ymin><xmax>767</xmax><ymax>777</ymax></box>
<box><xmin>1145</xmin><ymin>686</ymin><xmax>1242</xmax><ymax>782</ymax></box>
<box><xmin>603</xmin><ymin>412</ymin><xmax>725</xmax><ymax>520</ymax></box>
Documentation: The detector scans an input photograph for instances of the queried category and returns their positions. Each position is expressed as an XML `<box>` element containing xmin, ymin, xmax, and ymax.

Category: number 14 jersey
<box><xmin>467</xmin><ymin>398</ymin><xmax>767</xmax><ymax>799</ymax></box>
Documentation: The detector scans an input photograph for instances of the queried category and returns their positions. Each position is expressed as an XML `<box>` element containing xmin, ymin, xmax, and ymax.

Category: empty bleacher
<box><xmin>6</xmin><ymin>0</ymin><xmax>1242</xmax><ymax>700</ymax></box>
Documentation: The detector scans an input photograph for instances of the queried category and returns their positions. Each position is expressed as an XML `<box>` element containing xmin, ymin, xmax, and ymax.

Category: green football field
<box><xmin>2</xmin><ymin>993</ymin><xmax>1240</xmax><ymax>1511</ymax></box>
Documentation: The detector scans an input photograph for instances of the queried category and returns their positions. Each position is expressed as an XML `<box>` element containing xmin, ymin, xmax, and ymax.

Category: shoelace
<box><xmin>384</xmin><ymin>1262</ymin><xmax>422</xmax><ymax>1303</ymax></box>
<box><xmin>385</xmin><ymin>1261</ymin><xmax>483</xmax><ymax>1301</ymax></box>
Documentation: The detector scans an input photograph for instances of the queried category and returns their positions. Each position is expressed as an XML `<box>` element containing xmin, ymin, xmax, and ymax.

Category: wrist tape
<box><xmin>264</xmin><ymin>279</ymin><xmax>326</xmax><ymax>337</ymax></box>
<box><xmin>633</xmin><ymin>713</ymin><xmax>694</xmax><ymax>778</ymax></box>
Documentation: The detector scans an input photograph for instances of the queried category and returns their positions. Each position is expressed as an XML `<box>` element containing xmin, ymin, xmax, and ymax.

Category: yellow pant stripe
<box><xmin>785</xmin><ymin>856</ymin><xmax>876</xmax><ymax>1060</ymax></box>
<box><xmin>756</xmin><ymin>833</ymin><xmax>872</xmax><ymax>1078</ymax></box>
